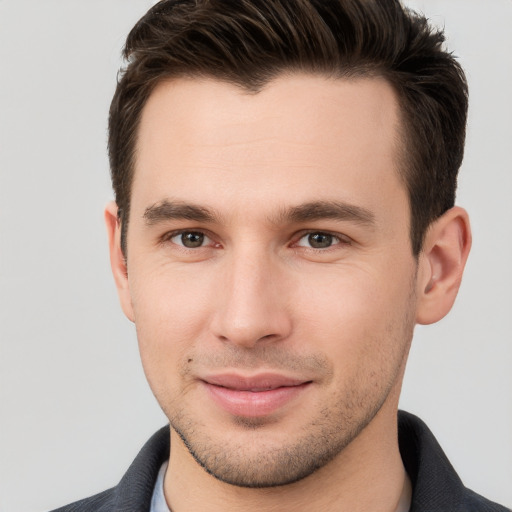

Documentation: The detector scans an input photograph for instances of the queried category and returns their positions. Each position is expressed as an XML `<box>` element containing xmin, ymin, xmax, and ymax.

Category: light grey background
<box><xmin>0</xmin><ymin>1</ymin><xmax>510</xmax><ymax>511</ymax></box>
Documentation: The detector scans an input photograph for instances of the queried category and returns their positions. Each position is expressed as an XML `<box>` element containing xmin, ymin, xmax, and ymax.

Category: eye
<box><xmin>295</xmin><ymin>232</ymin><xmax>344</xmax><ymax>249</ymax></box>
<box><xmin>169</xmin><ymin>231</ymin><xmax>211</xmax><ymax>248</ymax></box>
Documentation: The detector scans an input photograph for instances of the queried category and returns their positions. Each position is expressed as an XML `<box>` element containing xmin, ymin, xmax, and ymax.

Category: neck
<box><xmin>164</xmin><ymin>403</ymin><xmax>410</xmax><ymax>512</ymax></box>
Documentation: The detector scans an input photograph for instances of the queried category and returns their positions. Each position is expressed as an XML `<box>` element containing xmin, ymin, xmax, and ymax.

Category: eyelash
<box><xmin>160</xmin><ymin>230</ymin><xmax>217</xmax><ymax>249</ymax></box>
<box><xmin>160</xmin><ymin>229</ymin><xmax>351</xmax><ymax>251</ymax></box>
<box><xmin>293</xmin><ymin>231</ymin><xmax>351</xmax><ymax>251</ymax></box>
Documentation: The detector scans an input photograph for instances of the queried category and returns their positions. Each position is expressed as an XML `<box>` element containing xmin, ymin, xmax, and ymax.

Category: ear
<box><xmin>416</xmin><ymin>206</ymin><xmax>472</xmax><ymax>325</ymax></box>
<box><xmin>105</xmin><ymin>201</ymin><xmax>135</xmax><ymax>322</ymax></box>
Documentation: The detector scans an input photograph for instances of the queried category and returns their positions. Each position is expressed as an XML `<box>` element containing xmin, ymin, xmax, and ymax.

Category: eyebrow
<box><xmin>143</xmin><ymin>200</ymin><xmax>218</xmax><ymax>225</ymax></box>
<box><xmin>143</xmin><ymin>199</ymin><xmax>375</xmax><ymax>228</ymax></box>
<box><xmin>275</xmin><ymin>200</ymin><xmax>376</xmax><ymax>227</ymax></box>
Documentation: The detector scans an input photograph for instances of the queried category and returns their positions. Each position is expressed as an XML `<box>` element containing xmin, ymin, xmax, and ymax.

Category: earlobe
<box><xmin>105</xmin><ymin>201</ymin><xmax>135</xmax><ymax>322</ymax></box>
<box><xmin>416</xmin><ymin>206</ymin><xmax>472</xmax><ymax>325</ymax></box>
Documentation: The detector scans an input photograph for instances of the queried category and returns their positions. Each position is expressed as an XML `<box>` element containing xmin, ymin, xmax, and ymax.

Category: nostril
<box><xmin>259</xmin><ymin>333</ymin><xmax>278</xmax><ymax>341</ymax></box>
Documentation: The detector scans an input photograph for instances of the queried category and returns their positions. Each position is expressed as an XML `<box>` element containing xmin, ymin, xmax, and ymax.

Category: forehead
<box><xmin>137</xmin><ymin>74</ymin><xmax>401</xmax><ymax>161</ymax></box>
<box><xmin>132</xmin><ymin>74</ymin><xmax>406</xmax><ymax>226</ymax></box>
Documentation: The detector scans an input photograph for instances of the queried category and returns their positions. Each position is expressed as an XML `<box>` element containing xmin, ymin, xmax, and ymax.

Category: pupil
<box><xmin>309</xmin><ymin>233</ymin><xmax>332</xmax><ymax>248</ymax></box>
<box><xmin>182</xmin><ymin>232</ymin><xmax>204</xmax><ymax>248</ymax></box>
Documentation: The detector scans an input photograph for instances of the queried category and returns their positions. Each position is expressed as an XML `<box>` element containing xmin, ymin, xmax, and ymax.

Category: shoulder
<box><xmin>459</xmin><ymin>488</ymin><xmax>511</xmax><ymax>512</ymax></box>
<box><xmin>398</xmin><ymin>411</ymin><xmax>510</xmax><ymax>512</ymax></box>
<box><xmin>48</xmin><ymin>426</ymin><xmax>170</xmax><ymax>512</ymax></box>
<box><xmin>49</xmin><ymin>487</ymin><xmax>116</xmax><ymax>512</ymax></box>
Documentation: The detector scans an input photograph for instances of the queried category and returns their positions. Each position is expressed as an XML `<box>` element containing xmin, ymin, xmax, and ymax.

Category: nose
<box><xmin>210</xmin><ymin>249</ymin><xmax>293</xmax><ymax>348</ymax></box>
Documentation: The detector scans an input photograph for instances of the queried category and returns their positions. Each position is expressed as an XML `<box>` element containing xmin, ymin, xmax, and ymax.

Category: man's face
<box><xmin>120</xmin><ymin>75</ymin><xmax>420</xmax><ymax>486</ymax></box>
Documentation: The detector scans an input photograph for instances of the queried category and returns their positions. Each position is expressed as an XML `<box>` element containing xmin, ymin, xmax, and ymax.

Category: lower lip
<box><xmin>203</xmin><ymin>382</ymin><xmax>311</xmax><ymax>418</ymax></box>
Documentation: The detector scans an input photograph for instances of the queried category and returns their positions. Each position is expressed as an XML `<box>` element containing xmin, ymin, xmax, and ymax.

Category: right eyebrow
<box><xmin>143</xmin><ymin>200</ymin><xmax>218</xmax><ymax>225</ymax></box>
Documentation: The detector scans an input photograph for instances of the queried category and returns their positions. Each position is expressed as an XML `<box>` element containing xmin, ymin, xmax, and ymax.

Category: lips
<box><xmin>201</xmin><ymin>373</ymin><xmax>311</xmax><ymax>417</ymax></box>
<box><xmin>204</xmin><ymin>373</ymin><xmax>308</xmax><ymax>391</ymax></box>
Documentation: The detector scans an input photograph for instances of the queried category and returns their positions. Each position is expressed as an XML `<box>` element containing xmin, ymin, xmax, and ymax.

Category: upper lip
<box><xmin>202</xmin><ymin>373</ymin><xmax>311</xmax><ymax>391</ymax></box>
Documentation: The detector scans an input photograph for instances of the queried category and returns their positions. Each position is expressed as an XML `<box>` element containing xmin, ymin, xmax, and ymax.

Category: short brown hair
<box><xmin>109</xmin><ymin>0</ymin><xmax>468</xmax><ymax>256</ymax></box>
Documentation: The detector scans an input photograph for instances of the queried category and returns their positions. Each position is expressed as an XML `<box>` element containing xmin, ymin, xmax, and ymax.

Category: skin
<box><xmin>106</xmin><ymin>74</ymin><xmax>471</xmax><ymax>512</ymax></box>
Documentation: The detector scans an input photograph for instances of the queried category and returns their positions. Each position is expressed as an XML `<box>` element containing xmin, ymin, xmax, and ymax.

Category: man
<box><xmin>51</xmin><ymin>0</ymin><xmax>509</xmax><ymax>511</ymax></box>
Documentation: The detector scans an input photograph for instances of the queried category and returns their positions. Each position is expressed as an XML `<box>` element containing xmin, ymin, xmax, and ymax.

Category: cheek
<box><xmin>297</xmin><ymin>264</ymin><xmax>415</xmax><ymax>366</ymax></box>
<box><xmin>131</xmin><ymin>263</ymin><xmax>216</xmax><ymax>332</ymax></box>
<box><xmin>296</xmin><ymin>266</ymin><xmax>395</xmax><ymax>328</ymax></box>
<box><xmin>129</xmin><ymin>270</ymin><xmax>216</xmax><ymax>386</ymax></box>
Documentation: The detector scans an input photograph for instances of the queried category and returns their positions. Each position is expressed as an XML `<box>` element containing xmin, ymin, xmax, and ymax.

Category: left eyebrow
<box><xmin>273</xmin><ymin>200</ymin><xmax>376</xmax><ymax>227</ymax></box>
<box><xmin>143</xmin><ymin>200</ymin><xmax>218</xmax><ymax>225</ymax></box>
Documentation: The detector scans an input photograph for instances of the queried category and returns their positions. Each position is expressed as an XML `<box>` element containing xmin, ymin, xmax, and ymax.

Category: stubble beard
<box><xmin>158</xmin><ymin>284</ymin><xmax>417</xmax><ymax>488</ymax></box>
<box><xmin>166</xmin><ymin>364</ymin><xmax>406</xmax><ymax>488</ymax></box>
